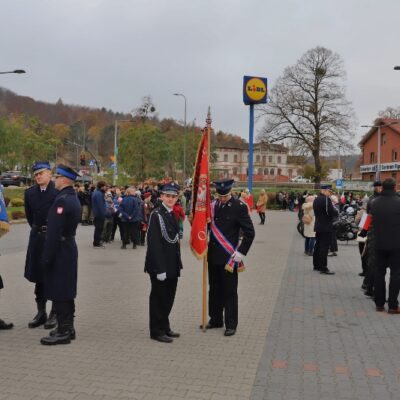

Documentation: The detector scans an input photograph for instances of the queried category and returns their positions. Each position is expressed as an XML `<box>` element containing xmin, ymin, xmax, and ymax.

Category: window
<box><xmin>269</xmin><ymin>156</ymin><xmax>273</xmax><ymax>163</ymax></box>
<box><xmin>392</xmin><ymin>150</ymin><xmax>398</xmax><ymax>161</ymax></box>
<box><xmin>258</xmin><ymin>168</ymin><xmax>263</xmax><ymax>175</ymax></box>
<box><xmin>392</xmin><ymin>172</ymin><xmax>397</xmax><ymax>180</ymax></box>
<box><xmin>381</xmin><ymin>133</ymin><xmax>387</xmax><ymax>145</ymax></box>
<box><xmin>277</xmin><ymin>168</ymin><xmax>282</xmax><ymax>175</ymax></box>
<box><xmin>288</xmin><ymin>169</ymin><xmax>293</xmax><ymax>178</ymax></box>
<box><xmin>233</xmin><ymin>167</ymin><xmax>238</xmax><ymax>176</ymax></box>
<box><xmin>264</xmin><ymin>168</ymin><xmax>269</xmax><ymax>175</ymax></box>
<box><xmin>262</xmin><ymin>156</ymin><xmax>266</xmax><ymax>166</ymax></box>
<box><xmin>233</xmin><ymin>154</ymin><xmax>238</xmax><ymax>163</ymax></box>
<box><xmin>277</xmin><ymin>156</ymin><xmax>282</xmax><ymax>164</ymax></box>
<box><xmin>270</xmin><ymin>168</ymin><xmax>275</xmax><ymax>176</ymax></box>
<box><xmin>224</xmin><ymin>154</ymin><xmax>228</xmax><ymax>162</ymax></box>
<box><xmin>369</xmin><ymin>174</ymin><xmax>374</xmax><ymax>181</ymax></box>
<box><xmin>370</xmin><ymin>152</ymin><xmax>375</xmax><ymax>163</ymax></box>
<box><xmin>256</xmin><ymin>155</ymin><xmax>260</xmax><ymax>162</ymax></box>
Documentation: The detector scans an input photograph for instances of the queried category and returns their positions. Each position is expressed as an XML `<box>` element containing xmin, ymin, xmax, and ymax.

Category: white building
<box><xmin>213</xmin><ymin>142</ymin><xmax>301</xmax><ymax>182</ymax></box>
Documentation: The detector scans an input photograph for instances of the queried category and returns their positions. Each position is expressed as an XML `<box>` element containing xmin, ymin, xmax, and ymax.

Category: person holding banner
<box><xmin>207</xmin><ymin>179</ymin><xmax>255</xmax><ymax>337</ymax></box>
<box><xmin>144</xmin><ymin>182</ymin><xmax>182</xmax><ymax>343</ymax></box>
<box><xmin>0</xmin><ymin>183</ymin><xmax>13</xmax><ymax>330</ymax></box>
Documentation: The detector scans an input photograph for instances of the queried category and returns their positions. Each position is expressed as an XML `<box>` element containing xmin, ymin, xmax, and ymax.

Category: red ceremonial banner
<box><xmin>190</xmin><ymin>127</ymin><xmax>211</xmax><ymax>259</ymax></box>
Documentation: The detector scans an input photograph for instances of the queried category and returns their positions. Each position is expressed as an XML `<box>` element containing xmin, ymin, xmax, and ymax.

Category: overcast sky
<box><xmin>1</xmin><ymin>0</ymin><xmax>400</xmax><ymax>151</ymax></box>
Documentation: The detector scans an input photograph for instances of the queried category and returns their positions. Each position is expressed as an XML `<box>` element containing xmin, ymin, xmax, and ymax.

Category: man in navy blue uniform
<box><xmin>206</xmin><ymin>179</ymin><xmax>255</xmax><ymax>337</ymax></box>
<box><xmin>145</xmin><ymin>182</ymin><xmax>182</xmax><ymax>343</ymax></box>
<box><xmin>313</xmin><ymin>184</ymin><xmax>338</xmax><ymax>275</ymax></box>
<box><xmin>91</xmin><ymin>181</ymin><xmax>107</xmax><ymax>248</ymax></box>
<box><xmin>24</xmin><ymin>161</ymin><xmax>59</xmax><ymax>329</ymax></box>
<box><xmin>40</xmin><ymin>164</ymin><xmax>81</xmax><ymax>346</ymax></box>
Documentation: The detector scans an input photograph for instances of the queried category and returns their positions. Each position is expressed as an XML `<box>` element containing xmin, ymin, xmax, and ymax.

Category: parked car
<box><xmin>0</xmin><ymin>171</ymin><xmax>31</xmax><ymax>187</ymax></box>
<box><xmin>76</xmin><ymin>174</ymin><xmax>93</xmax><ymax>185</ymax></box>
<box><xmin>290</xmin><ymin>175</ymin><xmax>311</xmax><ymax>183</ymax></box>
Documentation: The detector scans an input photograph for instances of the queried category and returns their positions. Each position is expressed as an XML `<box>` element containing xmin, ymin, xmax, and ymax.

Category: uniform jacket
<box><xmin>208</xmin><ymin>197</ymin><xmax>255</xmax><ymax>265</ymax></box>
<box><xmin>24</xmin><ymin>181</ymin><xmax>58</xmax><ymax>282</ymax></box>
<box><xmin>119</xmin><ymin>195</ymin><xmax>140</xmax><ymax>222</ymax></box>
<box><xmin>144</xmin><ymin>204</ymin><xmax>182</xmax><ymax>278</ymax></box>
<box><xmin>42</xmin><ymin>186</ymin><xmax>81</xmax><ymax>301</ymax></box>
<box><xmin>370</xmin><ymin>190</ymin><xmax>400</xmax><ymax>251</ymax></box>
<box><xmin>91</xmin><ymin>188</ymin><xmax>106</xmax><ymax>219</ymax></box>
<box><xmin>313</xmin><ymin>193</ymin><xmax>338</xmax><ymax>233</ymax></box>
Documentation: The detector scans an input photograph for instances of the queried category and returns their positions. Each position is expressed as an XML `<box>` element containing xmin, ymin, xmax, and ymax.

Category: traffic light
<box><xmin>80</xmin><ymin>153</ymin><xmax>86</xmax><ymax>166</ymax></box>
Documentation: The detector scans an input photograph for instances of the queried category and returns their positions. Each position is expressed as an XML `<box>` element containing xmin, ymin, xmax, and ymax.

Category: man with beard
<box><xmin>24</xmin><ymin>162</ymin><xmax>58</xmax><ymax>329</ymax></box>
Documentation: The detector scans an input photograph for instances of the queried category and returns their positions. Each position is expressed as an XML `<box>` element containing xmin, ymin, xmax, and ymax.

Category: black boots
<box><xmin>28</xmin><ymin>301</ymin><xmax>47</xmax><ymax>328</ymax></box>
<box><xmin>0</xmin><ymin>319</ymin><xmax>13</xmax><ymax>330</ymax></box>
<box><xmin>41</xmin><ymin>319</ymin><xmax>74</xmax><ymax>345</ymax></box>
<box><xmin>44</xmin><ymin>310</ymin><xmax>57</xmax><ymax>329</ymax></box>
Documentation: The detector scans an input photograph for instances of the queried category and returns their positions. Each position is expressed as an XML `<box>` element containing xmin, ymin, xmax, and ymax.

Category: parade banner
<box><xmin>190</xmin><ymin>126</ymin><xmax>211</xmax><ymax>259</ymax></box>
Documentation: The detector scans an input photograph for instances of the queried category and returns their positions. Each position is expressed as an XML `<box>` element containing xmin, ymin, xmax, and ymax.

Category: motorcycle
<box><xmin>334</xmin><ymin>212</ymin><xmax>359</xmax><ymax>241</ymax></box>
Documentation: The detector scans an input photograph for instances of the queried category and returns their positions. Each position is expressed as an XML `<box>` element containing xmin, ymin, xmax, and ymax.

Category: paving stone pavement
<box><xmin>251</xmin><ymin>221</ymin><xmax>400</xmax><ymax>400</ymax></box>
<box><xmin>0</xmin><ymin>211</ymin><xmax>294</xmax><ymax>400</ymax></box>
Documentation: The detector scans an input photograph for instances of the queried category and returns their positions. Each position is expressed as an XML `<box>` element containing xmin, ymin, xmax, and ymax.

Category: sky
<box><xmin>1</xmin><ymin>0</ymin><xmax>400</xmax><ymax>151</ymax></box>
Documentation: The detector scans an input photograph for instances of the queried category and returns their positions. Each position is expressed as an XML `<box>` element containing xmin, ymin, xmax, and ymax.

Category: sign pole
<box><xmin>248</xmin><ymin>103</ymin><xmax>254</xmax><ymax>192</ymax></box>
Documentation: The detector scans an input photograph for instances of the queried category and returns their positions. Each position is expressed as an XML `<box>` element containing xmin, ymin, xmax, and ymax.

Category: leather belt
<box><xmin>32</xmin><ymin>224</ymin><xmax>47</xmax><ymax>233</ymax></box>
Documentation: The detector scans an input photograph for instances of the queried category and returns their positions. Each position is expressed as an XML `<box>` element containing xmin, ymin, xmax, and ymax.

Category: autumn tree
<box><xmin>258</xmin><ymin>46</ymin><xmax>355</xmax><ymax>185</ymax></box>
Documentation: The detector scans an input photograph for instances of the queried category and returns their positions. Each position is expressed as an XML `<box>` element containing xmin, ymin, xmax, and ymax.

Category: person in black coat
<box><xmin>144</xmin><ymin>182</ymin><xmax>182</xmax><ymax>343</ymax></box>
<box><xmin>206</xmin><ymin>179</ymin><xmax>255</xmax><ymax>337</ymax></box>
<box><xmin>40</xmin><ymin>165</ymin><xmax>81</xmax><ymax>346</ymax></box>
<box><xmin>312</xmin><ymin>184</ymin><xmax>338</xmax><ymax>275</ymax></box>
<box><xmin>24</xmin><ymin>161</ymin><xmax>58</xmax><ymax>329</ymax></box>
<box><xmin>369</xmin><ymin>178</ymin><xmax>400</xmax><ymax>313</ymax></box>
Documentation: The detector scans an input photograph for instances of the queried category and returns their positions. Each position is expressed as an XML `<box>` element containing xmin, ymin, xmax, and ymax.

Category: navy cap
<box><xmin>320</xmin><ymin>184</ymin><xmax>332</xmax><ymax>190</ymax></box>
<box><xmin>161</xmin><ymin>181</ymin><xmax>180</xmax><ymax>195</ymax></box>
<box><xmin>373</xmin><ymin>180</ymin><xmax>382</xmax><ymax>187</ymax></box>
<box><xmin>54</xmin><ymin>164</ymin><xmax>80</xmax><ymax>181</ymax></box>
<box><xmin>213</xmin><ymin>179</ymin><xmax>235</xmax><ymax>195</ymax></box>
<box><xmin>32</xmin><ymin>161</ymin><xmax>51</xmax><ymax>175</ymax></box>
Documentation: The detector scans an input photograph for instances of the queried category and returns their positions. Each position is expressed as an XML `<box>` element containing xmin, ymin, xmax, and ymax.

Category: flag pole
<box><xmin>201</xmin><ymin>107</ymin><xmax>212</xmax><ymax>332</ymax></box>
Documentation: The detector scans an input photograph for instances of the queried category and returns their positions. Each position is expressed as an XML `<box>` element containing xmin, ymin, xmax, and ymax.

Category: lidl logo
<box><xmin>243</xmin><ymin>76</ymin><xmax>268</xmax><ymax>105</ymax></box>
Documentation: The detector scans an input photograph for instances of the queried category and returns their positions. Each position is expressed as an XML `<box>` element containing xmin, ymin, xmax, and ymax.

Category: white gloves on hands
<box><xmin>157</xmin><ymin>272</ymin><xmax>167</xmax><ymax>281</ymax></box>
<box><xmin>233</xmin><ymin>251</ymin><xmax>244</xmax><ymax>263</ymax></box>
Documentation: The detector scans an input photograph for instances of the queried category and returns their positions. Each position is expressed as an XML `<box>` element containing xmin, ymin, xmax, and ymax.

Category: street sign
<box><xmin>89</xmin><ymin>160</ymin><xmax>95</xmax><ymax>167</ymax></box>
<box><xmin>336</xmin><ymin>179</ymin><xmax>343</xmax><ymax>189</ymax></box>
<box><xmin>243</xmin><ymin>76</ymin><xmax>268</xmax><ymax>105</ymax></box>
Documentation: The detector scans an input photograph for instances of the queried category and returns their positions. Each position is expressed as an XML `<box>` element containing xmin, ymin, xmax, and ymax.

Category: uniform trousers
<box><xmin>313</xmin><ymin>232</ymin><xmax>332</xmax><ymax>271</ymax></box>
<box><xmin>374</xmin><ymin>250</ymin><xmax>400</xmax><ymax>309</ymax></box>
<box><xmin>149</xmin><ymin>276</ymin><xmax>177</xmax><ymax>337</ymax></box>
<box><xmin>208</xmin><ymin>263</ymin><xmax>238</xmax><ymax>329</ymax></box>
<box><xmin>53</xmin><ymin>300</ymin><xmax>75</xmax><ymax>330</ymax></box>
<box><xmin>121</xmin><ymin>221</ymin><xmax>140</xmax><ymax>245</ymax></box>
<box><xmin>93</xmin><ymin>217</ymin><xmax>105</xmax><ymax>246</ymax></box>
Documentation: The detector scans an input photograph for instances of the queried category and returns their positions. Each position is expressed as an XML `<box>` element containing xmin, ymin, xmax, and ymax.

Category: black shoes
<box><xmin>200</xmin><ymin>323</ymin><xmax>223</xmax><ymax>329</ymax></box>
<box><xmin>121</xmin><ymin>244</ymin><xmax>127</xmax><ymax>249</ymax></box>
<box><xmin>151</xmin><ymin>334</ymin><xmax>173</xmax><ymax>343</ymax></box>
<box><xmin>320</xmin><ymin>269</ymin><xmax>335</xmax><ymax>275</ymax></box>
<box><xmin>44</xmin><ymin>311</ymin><xmax>57</xmax><ymax>329</ymax></box>
<box><xmin>132</xmin><ymin>244</ymin><xmax>137</xmax><ymax>249</ymax></box>
<box><xmin>224</xmin><ymin>329</ymin><xmax>236</xmax><ymax>337</ymax></box>
<box><xmin>28</xmin><ymin>310</ymin><xmax>47</xmax><ymax>328</ymax></box>
<box><xmin>41</xmin><ymin>331</ymin><xmax>72</xmax><ymax>345</ymax></box>
<box><xmin>50</xmin><ymin>327</ymin><xmax>76</xmax><ymax>340</ymax></box>
<box><xmin>0</xmin><ymin>319</ymin><xmax>13</xmax><ymax>330</ymax></box>
<box><xmin>166</xmin><ymin>330</ymin><xmax>180</xmax><ymax>338</ymax></box>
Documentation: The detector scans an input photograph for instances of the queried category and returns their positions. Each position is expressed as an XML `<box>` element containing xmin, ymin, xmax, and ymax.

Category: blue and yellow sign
<box><xmin>243</xmin><ymin>76</ymin><xmax>268</xmax><ymax>105</ymax></box>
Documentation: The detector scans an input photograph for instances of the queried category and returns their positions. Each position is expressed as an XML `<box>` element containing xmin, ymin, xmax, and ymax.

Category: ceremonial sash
<box><xmin>210</xmin><ymin>201</ymin><xmax>245</xmax><ymax>273</ymax></box>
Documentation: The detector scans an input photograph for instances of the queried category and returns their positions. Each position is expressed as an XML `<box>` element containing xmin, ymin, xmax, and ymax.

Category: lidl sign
<box><xmin>243</xmin><ymin>76</ymin><xmax>268</xmax><ymax>105</ymax></box>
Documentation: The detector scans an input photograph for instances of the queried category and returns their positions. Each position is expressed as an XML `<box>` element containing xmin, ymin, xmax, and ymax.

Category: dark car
<box><xmin>0</xmin><ymin>171</ymin><xmax>31</xmax><ymax>187</ymax></box>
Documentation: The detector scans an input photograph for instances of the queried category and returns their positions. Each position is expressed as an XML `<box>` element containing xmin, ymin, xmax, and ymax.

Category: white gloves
<box><xmin>157</xmin><ymin>272</ymin><xmax>167</xmax><ymax>281</ymax></box>
<box><xmin>233</xmin><ymin>251</ymin><xmax>245</xmax><ymax>263</ymax></box>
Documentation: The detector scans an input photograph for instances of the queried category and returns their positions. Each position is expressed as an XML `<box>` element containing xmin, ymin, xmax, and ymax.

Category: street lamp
<box><xmin>394</xmin><ymin>66</ymin><xmax>400</xmax><ymax>70</ymax></box>
<box><xmin>173</xmin><ymin>93</ymin><xmax>187</xmax><ymax>183</ymax></box>
<box><xmin>361</xmin><ymin>121</ymin><xmax>400</xmax><ymax>180</ymax></box>
<box><xmin>0</xmin><ymin>69</ymin><xmax>26</xmax><ymax>74</ymax></box>
<box><xmin>113</xmin><ymin>119</ymin><xmax>134</xmax><ymax>185</ymax></box>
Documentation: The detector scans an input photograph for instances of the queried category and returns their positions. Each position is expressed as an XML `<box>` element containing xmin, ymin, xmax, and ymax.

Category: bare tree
<box><xmin>258</xmin><ymin>46</ymin><xmax>355</xmax><ymax>185</ymax></box>
<box><xmin>378</xmin><ymin>106</ymin><xmax>400</xmax><ymax>119</ymax></box>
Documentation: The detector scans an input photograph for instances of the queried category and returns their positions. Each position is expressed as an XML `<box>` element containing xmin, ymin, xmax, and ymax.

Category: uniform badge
<box><xmin>57</xmin><ymin>207</ymin><xmax>64</xmax><ymax>215</ymax></box>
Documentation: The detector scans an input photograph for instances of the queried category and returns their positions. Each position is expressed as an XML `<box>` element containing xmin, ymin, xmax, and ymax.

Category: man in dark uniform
<box><xmin>144</xmin><ymin>182</ymin><xmax>182</xmax><ymax>343</ymax></box>
<box><xmin>40</xmin><ymin>164</ymin><xmax>81</xmax><ymax>345</ymax></box>
<box><xmin>370</xmin><ymin>178</ymin><xmax>400</xmax><ymax>313</ymax></box>
<box><xmin>313</xmin><ymin>184</ymin><xmax>338</xmax><ymax>275</ymax></box>
<box><xmin>24</xmin><ymin>161</ymin><xmax>58</xmax><ymax>329</ymax></box>
<box><xmin>206</xmin><ymin>179</ymin><xmax>255</xmax><ymax>337</ymax></box>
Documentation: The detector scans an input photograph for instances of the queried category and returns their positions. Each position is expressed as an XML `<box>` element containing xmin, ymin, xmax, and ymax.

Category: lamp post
<box><xmin>113</xmin><ymin>119</ymin><xmax>134</xmax><ymax>185</ymax></box>
<box><xmin>361</xmin><ymin>121</ymin><xmax>399</xmax><ymax>180</ymax></box>
<box><xmin>0</xmin><ymin>69</ymin><xmax>26</xmax><ymax>74</ymax></box>
<box><xmin>173</xmin><ymin>93</ymin><xmax>187</xmax><ymax>183</ymax></box>
<box><xmin>394</xmin><ymin>66</ymin><xmax>400</xmax><ymax>70</ymax></box>
<box><xmin>337</xmin><ymin>145</ymin><xmax>342</xmax><ymax>180</ymax></box>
